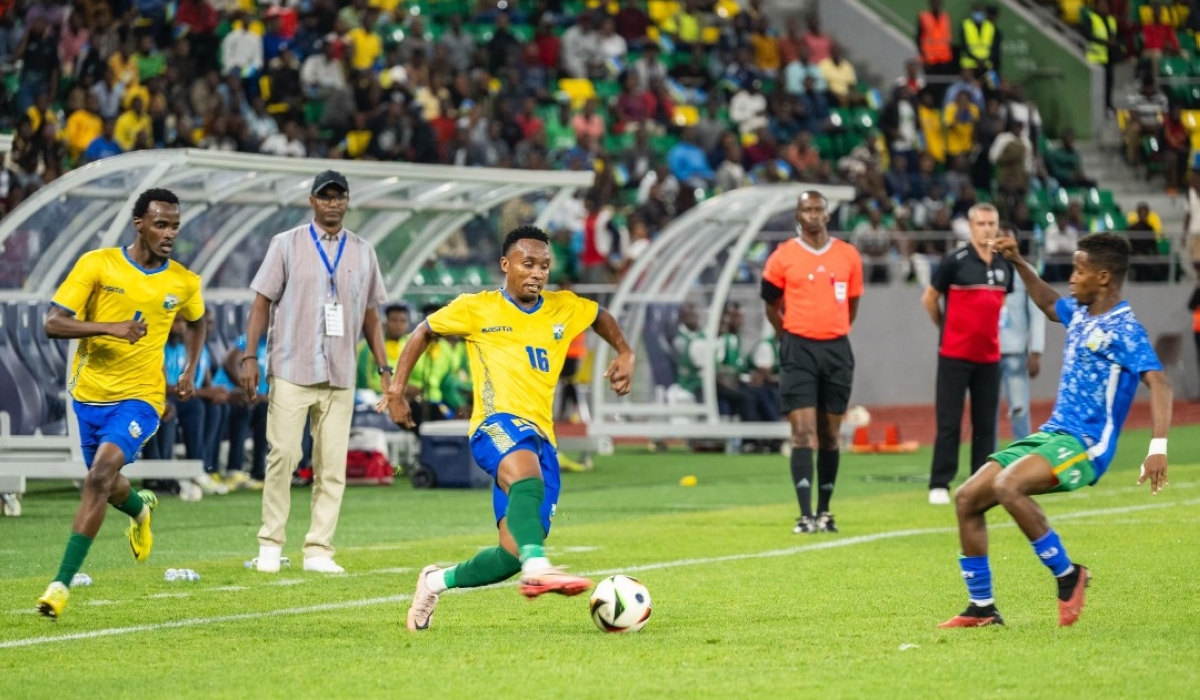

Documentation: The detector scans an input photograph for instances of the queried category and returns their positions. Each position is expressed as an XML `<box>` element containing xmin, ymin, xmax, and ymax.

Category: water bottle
<box><xmin>185</xmin><ymin>569</ymin><xmax>201</xmax><ymax>581</ymax></box>
<box><xmin>70</xmin><ymin>573</ymin><xmax>92</xmax><ymax>587</ymax></box>
<box><xmin>164</xmin><ymin>568</ymin><xmax>179</xmax><ymax>582</ymax></box>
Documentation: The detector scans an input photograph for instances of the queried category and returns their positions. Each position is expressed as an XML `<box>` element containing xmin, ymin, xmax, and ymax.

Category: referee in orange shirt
<box><xmin>761</xmin><ymin>191</ymin><xmax>865</xmax><ymax>534</ymax></box>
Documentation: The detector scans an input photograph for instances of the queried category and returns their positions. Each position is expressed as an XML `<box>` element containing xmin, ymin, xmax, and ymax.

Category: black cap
<box><xmin>311</xmin><ymin>170</ymin><xmax>349</xmax><ymax>195</ymax></box>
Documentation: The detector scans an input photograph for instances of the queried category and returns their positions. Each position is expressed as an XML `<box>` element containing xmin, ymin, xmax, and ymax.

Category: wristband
<box><xmin>378</xmin><ymin>365</ymin><xmax>393</xmax><ymax>375</ymax></box>
<box><xmin>1148</xmin><ymin>438</ymin><xmax>1167</xmax><ymax>456</ymax></box>
<box><xmin>240</xmin><ymin>356</ymin><xmax>259</xmax><ymax>363</ymax></box>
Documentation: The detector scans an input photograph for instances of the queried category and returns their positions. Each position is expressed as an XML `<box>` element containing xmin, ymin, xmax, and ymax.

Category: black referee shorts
<box><xmin>779</xmin><ymin>333</ymin><xmax>855</xmax><ymax>415</ymax></box>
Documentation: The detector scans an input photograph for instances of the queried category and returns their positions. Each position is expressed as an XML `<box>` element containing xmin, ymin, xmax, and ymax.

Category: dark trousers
<box><xmin>203</xmin><ymin>401</ymin><xmax>229</xmax><ymax>474</ymax></box>
<box><xmin>930</xmin><ymin>355</ymin><xmax>1001</xmax><ymax>490</ymax></box>
<box><xmin>228</xmin><ymin>401</ymin><xmax>268</xmax><ymax>480</ymax></box>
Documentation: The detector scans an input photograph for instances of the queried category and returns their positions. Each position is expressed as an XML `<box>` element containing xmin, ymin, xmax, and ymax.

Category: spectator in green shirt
<box><xmin>1045</xmin><ymin>128</ymin><xmax>1095</xmax><ymax>188</ymax></box>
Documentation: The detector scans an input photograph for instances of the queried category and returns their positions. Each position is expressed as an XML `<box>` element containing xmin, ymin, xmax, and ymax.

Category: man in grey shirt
<box><xmin>997</xmin><ymin>222</ymin><xmax>1045</xmax><ymax>440</ymax></box>
<box><xmin>241</xmin><ymin>170</ymin><xmax>391</xmax><ymax>574</ymax></box>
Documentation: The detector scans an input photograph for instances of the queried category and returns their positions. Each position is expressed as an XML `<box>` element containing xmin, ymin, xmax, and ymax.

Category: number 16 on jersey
<box><xmin>525</xmin><ymin>346</ymin><xmax>549</xmax><ymax>372</ymax></box>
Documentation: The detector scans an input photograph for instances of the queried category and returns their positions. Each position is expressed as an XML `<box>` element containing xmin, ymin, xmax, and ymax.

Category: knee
<box><xmin>84</xmin><ymin>464</ymin><xmax>119</xmax><ymax>492</ymax></box>
<box><xmin>791</xmin><ymin>424</ymin><xmax>817</xmax><ymax>448</ymax></box>
<box><xmin>991</xmin><ymin>468</ymin><xmax>1022</xmax><ymax>505</ymax></box>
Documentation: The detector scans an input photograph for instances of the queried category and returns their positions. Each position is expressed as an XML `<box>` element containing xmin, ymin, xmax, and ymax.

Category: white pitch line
<box><xmin>2</xmin><ymin>497</ymin><xmax>1196</xmax><ymax>651</ymax></box>
<box><xmin>0</xmin><ymin>596</ymin><xmax>412</xmax><ymax>649</ymax></box>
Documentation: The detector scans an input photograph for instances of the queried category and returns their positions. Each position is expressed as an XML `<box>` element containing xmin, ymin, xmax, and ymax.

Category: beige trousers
<box><xmin>258</xmin><ymin>376</ymin><xmax>355</xmax><ymax>559</ymax></box>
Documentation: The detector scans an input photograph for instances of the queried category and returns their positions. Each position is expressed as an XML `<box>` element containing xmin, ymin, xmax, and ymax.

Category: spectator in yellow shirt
<box><xmin>918</xmin><ymin>91</ymin><xmax>946</xmax><ymax>163</ymax></box>
<box><xmin>107</xmin><ymin>39</ymin><xmax>140</xmax><ymax>89</ymax></box>
<box><xmin>63</xmin><ymin>94</ymin><xmax>104</xmax><ymax>160</ymax></box>
<box><xmin>114</xmin><ymin>95</ymin><xmax>152</xmax><ymax>152</ymax></box>
<box><xmin>817</xmin><ymin>44</ymin><xmax>858</xmax><ymax>106</ymax></box>
<box><xmin>749</xmin><ymin>16</ymin><xmax>781</xmax><ymax>75</ymax></box>
<box><xmin>347</xmin><ymin>8</ymin><xmax>384</xmax><ymax>72</ymax></box>
<box><xmin>943</xmin><ymin>91</ymin><xmax>979</xmax><ymax>158</ymax></box>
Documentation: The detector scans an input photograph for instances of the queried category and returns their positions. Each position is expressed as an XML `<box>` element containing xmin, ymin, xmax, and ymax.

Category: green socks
<box><xmin>506</xmin><ymin>477</ymin><xmax>546</xmax><ymax>563</ymax></box>
<box><xmin>114</xmin><ymin>489</ymin><xmax>145</xmax><ymax>520</ymax></box>
<box><xmin>442</xmin><ymin>547</ymin><xmax>521</xmax><ymax>589</ymax></box>
<box><xmin>53</xmin><ymin>533</ymin><xmax>94</xmax><ymax>587</ymax></box>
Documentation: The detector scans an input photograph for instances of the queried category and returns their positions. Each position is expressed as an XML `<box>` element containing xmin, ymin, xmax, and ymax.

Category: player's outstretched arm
<box><xmin>378</xmin><ymin>320</ymin><xmax>439</xmax><ymax>427</ymax></box>
<box><xmin>990</xmin><ymin>237</ymin><xmax>1060</xmax><ymax>322</ymax></box>
<box><xmin>44</xmin><ymin>305</ymin><xmax>147</xmax><ymax>343</ymax></box>
<box><xmin>1138</xmin><ymin>369</ymin><xmax>1172</xmax><ymax>495</ymax></box>
<box><xmin>592</xmin><ymin>308</ymin><xmax>634</xmax><ymax>396</ymax></box>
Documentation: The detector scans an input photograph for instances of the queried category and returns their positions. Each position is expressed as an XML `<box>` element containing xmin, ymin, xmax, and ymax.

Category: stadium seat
<box><xmin>557</xmin><ymin>78</ymin><xmax>597</xmax><ymax>109</ymax></box>
<box><xmin>1159</xmin><ymin>56</ymin><xmax>1189</xmax><ymax>79</ymax></box>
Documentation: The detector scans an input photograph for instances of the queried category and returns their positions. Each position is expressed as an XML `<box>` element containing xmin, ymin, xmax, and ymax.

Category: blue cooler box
<box><xmin>416</xmin><ymin>421</ymin><xmax>493</xmax><ymax>489</ymax></box>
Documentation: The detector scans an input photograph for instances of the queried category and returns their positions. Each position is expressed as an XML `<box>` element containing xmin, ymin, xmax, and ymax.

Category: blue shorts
<box><xmin>469</xmin><ymin>413</ymin><xmax>561</xmax><ymax>535</ymax></box>
<box><xmin>73</xmin><ymin>399</ymin><xmax>160</xmax><ymax>468</ymax></box>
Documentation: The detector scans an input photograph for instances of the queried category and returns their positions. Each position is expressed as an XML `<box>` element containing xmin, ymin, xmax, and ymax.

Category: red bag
<box><xmin>345</xmin><ymin>449</ymin><xmax>395</xmax><ymax>486</ymax></box>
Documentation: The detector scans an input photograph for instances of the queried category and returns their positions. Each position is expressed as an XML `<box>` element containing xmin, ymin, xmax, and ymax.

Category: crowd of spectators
<box><xmin>0</xmin><ymin>0</ymin><xmax>1179</xmax><ymax>293</ymax></box>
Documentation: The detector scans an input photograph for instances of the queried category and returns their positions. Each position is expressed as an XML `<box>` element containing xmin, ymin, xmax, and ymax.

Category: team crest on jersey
<box><xmin>1085</xmin><ymin>327</ymin><xmax>1113</xmax><ymax>352</ymax></box>
<box><xmin>163</xmin><ymin>293</ymin><xmax>180</xmax><ymax>310</ymax></box>
<box><xmin>129</xmin><ymin>421</ymin><xmax>142</xmax><ymax>438</ymax></box>
<box><xmin>553</xmin><ymin>323</ymin><xmax>565</xmax><ymax>340</ymax></box>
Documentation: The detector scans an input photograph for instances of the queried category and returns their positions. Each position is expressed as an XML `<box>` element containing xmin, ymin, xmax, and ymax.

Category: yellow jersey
<box><xmin>426</xmin><ymin>289</ymin><xmax>599</xmax><ymax>446</ymax></box>
<box><xmin>51</xmin><ymin>247</ymin><xmax>205</xmax><ymax>414</ymax></box>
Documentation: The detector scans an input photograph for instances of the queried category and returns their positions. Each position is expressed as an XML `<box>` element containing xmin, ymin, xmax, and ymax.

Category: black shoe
<box><xmin>938</xmin><ymin>603</ymin><xmax>1005</xmax><ymax>628</ymax></box>
<box><xmin>816</xmin><ymin>512</ymin><xmax>838</xmax><ymax>533</ymax></box>
<box><xmin>793</xmin><ymin>515</ymin><xmax>817</xmax><ymax>534</ymax></box>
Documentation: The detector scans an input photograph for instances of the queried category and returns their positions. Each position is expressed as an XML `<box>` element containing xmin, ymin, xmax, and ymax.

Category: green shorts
<box><xmin>988</xmin><ymin>432</ymin><xmax>1097</xmax><ymax>492</ymax></box>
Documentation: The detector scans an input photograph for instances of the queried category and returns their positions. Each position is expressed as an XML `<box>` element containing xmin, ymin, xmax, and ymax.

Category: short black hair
<box><xmin>1078</xmin><ymin>232</ymin><xmax>1131</xmax><ymax>283</ymax></box>
<box><xmin>133</xmin><ymin>188</ymin><xmax>180</xmax><ymax>219</ymax></box>
<box><xmin>998</xmin><ymin>220</ymin><xmax>1019</xmax><ymax>237</ymax></box>
<box><xmin>502</xmin><ymin>225</ymin><xmax>551</xmax><ymax>256</ymax></box>
<box><xmin>384</xmin><ymin>303</ymin><xmax>409</xmax><ymax>317</ymax></box>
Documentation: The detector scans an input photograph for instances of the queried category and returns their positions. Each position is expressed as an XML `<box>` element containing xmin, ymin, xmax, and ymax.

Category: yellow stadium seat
<box><xmin>701</xmin><ymin>26</ymin><xmax>721</xmax><ymax>44</ymax></box>
<box><xmin>714</xmin><ymin>0</ymin><xmax>740</xmax><ymax>19</ymax></box>
<box><xmin>648</xmin><ymin>0</ymin><xmax>681</xmax><ymax>26</ymax></box>
<box><xmin>1139</xmin><ymin>5</ymin><xmax>1154</xmax><ymax>24</ymax></box>
<box><xmin>1178</xmin><ymin>5</ymin><xmax>1191</xmax><ymax>27</ymax></box>
<box><xmin>1181</xmin><ymin>109</ymin><xmax>1200</xmax><ymax>131</ymax></box>
<box><xmin>1116</xmin><ymin>109</ymin><xmax>1129</xmax><ymax>131</ymax></box>
<box><xmin>672</xmin><ymin>105</ymin><xmax>699</xmax><ymax>126</ymax></box>
<box><xmin>558</xmin><ymin>78</ymin><xmax>597</xmax><ymax>109</ymax></box>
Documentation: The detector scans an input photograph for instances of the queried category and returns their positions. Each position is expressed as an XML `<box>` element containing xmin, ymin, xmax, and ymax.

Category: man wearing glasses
<box><xmin>241</xmin><ymin>170</ymin><xmax>391</xmax><ymax>574</ymax></box>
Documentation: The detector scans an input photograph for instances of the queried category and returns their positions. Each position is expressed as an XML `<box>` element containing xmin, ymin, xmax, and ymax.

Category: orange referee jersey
<box><xmin>761</xmin><ymin>237</ymin><xmax>864</xmax><ymax>340</ymax></box>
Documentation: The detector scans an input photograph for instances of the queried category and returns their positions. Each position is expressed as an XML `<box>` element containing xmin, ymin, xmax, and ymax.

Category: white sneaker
<box><xmin>255</xmin><ymin>545</ymin><xmax>282</xmax><ymax>573</ymax></box>
<box><xmin>303</xmin><ymin>556</ymin><xmax>345</xmax><ymax>574</ymax></box>
<box><xmin>196</xmin><ymin>474</ymin><xmax>229</xmax><ymax>496</ymax></box>
<box><xmin>0</xmin><ymin>493</ymin><xmax>19</xmax><ymax>517</ymax></box>
<box><xmin>928</xmin><ymin>488</ymin><xmax>951</xmax><ymax>505</ymax></box>
<box><xmin>178</xmin><ymin>480</ymin><xmax>204</xmax><ymax>502</ymax></box>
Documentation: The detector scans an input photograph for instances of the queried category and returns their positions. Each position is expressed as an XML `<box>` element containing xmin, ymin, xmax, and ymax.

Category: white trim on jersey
<box><xmin>1086</xmin><ymin>363</ymin><xmax>1123</xmax><ymax>461</ymax></box>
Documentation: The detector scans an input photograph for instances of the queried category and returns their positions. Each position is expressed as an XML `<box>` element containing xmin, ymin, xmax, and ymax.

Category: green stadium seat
<box><xmin>1159</xmin><ymin>55</ymin><xmax>1190</xmax><ymax>78</ymax></box>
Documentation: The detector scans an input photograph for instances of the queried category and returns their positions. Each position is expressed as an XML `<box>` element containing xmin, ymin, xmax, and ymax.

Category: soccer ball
<box><xmin>589</xmin><ymin>575</ymin><xmax>652</xmax><ymax>633</ymax></box>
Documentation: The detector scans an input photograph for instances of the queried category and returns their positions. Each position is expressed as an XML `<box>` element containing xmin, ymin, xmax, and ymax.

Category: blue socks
<box><xmin>1031</xmin><ymin>529</ymin><xmax>1074</xmax><ymax>577</ymax></box>
<box><xmin>958</xmin><ymin>555</ymin><xmax>994</xmax><ymax>605</ymax></box>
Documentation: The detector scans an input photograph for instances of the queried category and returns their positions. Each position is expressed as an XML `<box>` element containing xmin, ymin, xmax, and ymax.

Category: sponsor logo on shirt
<box><xmin>482</xmin><ymin>326</ymin><xmax>513</xmax><ymax>333</ymax></box>
<box><xmin>102</xmin><ymin>285</ymin><xmax>125</xmax><ymax>294</ymax></box>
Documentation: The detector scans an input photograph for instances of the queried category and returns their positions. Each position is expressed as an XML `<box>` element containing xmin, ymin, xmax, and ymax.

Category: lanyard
<box><xmin>310</xmin><ymin>223</ymin><xmax>346</xmax><ymax>298</ymax></box>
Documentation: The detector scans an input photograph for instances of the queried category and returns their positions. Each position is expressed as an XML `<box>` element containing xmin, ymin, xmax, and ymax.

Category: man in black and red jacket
<box><xmin>920</xmin><ymin>203</ymin><xmax>1013</xmax><ymax>505</ymax></box>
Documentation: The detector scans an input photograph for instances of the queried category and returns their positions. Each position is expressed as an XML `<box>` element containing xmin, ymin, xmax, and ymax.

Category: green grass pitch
<box><xmin>1</xmin><ymin>426</ymin><xmax>1198</xmax><ymax>699</ymax></box>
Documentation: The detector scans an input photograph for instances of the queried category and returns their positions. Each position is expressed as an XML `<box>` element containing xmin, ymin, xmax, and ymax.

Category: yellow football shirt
<box><xmin>51</xmin><ymin>247</ymin><xmax>205</xmax><ymax>414</ymax></box>
<box><xmin>426</xmin><ymin>289</ymin><xmax>599</xmax><ymax>446</ymax></box>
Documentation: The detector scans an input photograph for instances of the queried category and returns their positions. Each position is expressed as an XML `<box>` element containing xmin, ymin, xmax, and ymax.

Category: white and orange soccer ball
<box><xmin>589</xmin><ymin>575</ymin><xmax>652</xmax><ymax>633</ymax></box>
